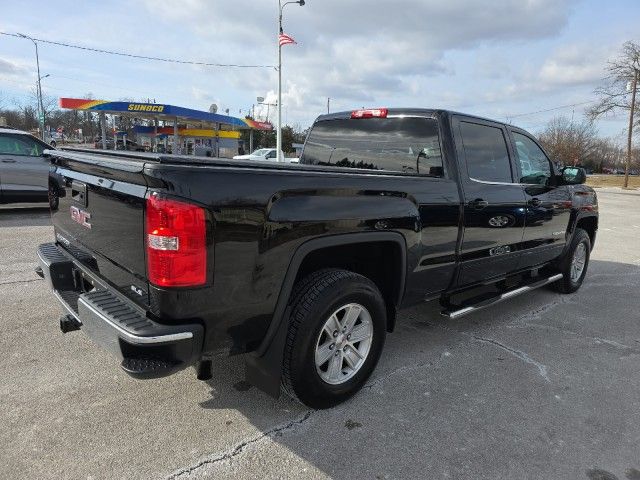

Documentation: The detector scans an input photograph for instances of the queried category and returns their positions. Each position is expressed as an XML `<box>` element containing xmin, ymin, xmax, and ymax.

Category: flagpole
<box><xmin>277</xmin><ymin>0</ymin><xmax>305</xmax><ymax>163</ymax></box>
<box><xmin>277</xmin><ymin>2</ymin><xmax>283</xmax><ymax>162</ymax></box>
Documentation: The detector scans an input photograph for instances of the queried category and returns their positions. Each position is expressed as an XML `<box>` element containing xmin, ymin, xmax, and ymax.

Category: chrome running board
<box><xmin>441</xmin><ymin>274</ymin><xmax>563</xmax><ymax>320</ymax></box>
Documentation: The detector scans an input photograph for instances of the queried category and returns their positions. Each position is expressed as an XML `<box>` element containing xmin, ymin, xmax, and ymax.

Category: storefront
<box><xmin>59</xmin><ymin>97</ymin><xmax>273</xmax><ymax>157</ymax></box>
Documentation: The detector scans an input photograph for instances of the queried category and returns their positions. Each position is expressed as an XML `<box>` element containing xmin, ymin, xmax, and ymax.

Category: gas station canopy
<box><xmin>59</xmin><ymin>98</ymin><xmax>273</xmax><ymax>130</ymax></box>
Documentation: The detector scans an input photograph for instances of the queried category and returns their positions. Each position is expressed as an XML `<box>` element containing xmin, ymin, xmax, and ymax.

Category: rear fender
<box><xmin>245</xmin><ymin>231</ymin><xmax>407</xmax><ymax>398</ymax></box>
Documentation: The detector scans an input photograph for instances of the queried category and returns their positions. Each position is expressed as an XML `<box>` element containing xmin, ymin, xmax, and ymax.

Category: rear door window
<box><xmin>459</xmin><ymin>122</ymin><xmax>513</xmax><ymax>183</ymax></box>
<box><xmin>301</xmin><ymin>117</ymin><xmax>444</xmax><ymax>176</ymax></box>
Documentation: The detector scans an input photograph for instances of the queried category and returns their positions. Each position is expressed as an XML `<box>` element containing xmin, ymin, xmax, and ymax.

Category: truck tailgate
<box><xmin>50</xmin><ymin>151</ymin><xmax>150</xmax><ymax>306</ymax></box>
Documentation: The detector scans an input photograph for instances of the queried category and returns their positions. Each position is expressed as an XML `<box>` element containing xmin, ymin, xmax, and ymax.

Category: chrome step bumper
<box><xmin>37</xmin><ymin>242</ymin><xmax>204</xmax><ymax>379</ymax></box>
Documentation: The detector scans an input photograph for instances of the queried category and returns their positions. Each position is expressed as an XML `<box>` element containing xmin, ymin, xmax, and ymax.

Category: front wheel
<box><xmin>282</xmin><ymin>269</ymin><xmax>387</xmax><ymax>409</ymax></box>
<box><xmin>552</xmin><ymin>228</ymin><xmax>591</xmax><ymax>293</ymax></box>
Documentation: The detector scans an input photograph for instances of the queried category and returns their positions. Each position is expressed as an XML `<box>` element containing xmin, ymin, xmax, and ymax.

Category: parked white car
<box><xmin>233</xmin><ymin>148</ymin><xmax>286</xmax><ymax>162</ymax></box>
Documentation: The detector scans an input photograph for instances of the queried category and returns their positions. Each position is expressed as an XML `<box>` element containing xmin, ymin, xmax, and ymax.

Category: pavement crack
<box><xmin>509</xmin><ymin>296</ymin><xmax>572</xmax><ymax>326</ymax></box>
<box><xmin>363</xmin><ymin>360</ymin><xmax>434</xmax><ymax>391</ymax></box>
<box><xmin>515</xmin><ymin>322</ymin><xmax>640</xmax><ymax>353</ymax></box>
<box><xmin>0</xmin><ymin>278</ymin><xmax>43</xmax><ymax>286</ymax></box>
<box><xmin>363</xmin><ymin>330</ymin><xmax>467</xmax><ymax>391</ymax></box>
<box><xmin>429</xmin><ymin>323</ymin><xmax>552</xmax><ymax>382</ymax></box>
<box><xmin>167</xmin><ymin>410</ymin><xmax>314</xmax><ymax>479</ymax></box>
<box><xmin>471</xmin><ymin>335</ymin><xmax>551</xmax><ymax>383</ymax></box>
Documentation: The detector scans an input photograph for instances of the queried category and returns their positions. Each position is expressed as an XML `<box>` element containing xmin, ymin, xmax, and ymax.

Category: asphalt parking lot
<box><xmin>1</xmin><ymin>188</ymin><xmax>640</xmax><ymax>480</ymax></box>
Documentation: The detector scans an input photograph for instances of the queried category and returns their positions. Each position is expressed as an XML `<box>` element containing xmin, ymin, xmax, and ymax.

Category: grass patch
<box><xmin>586</xmin><ymin>175</ymin><xmax>640</xmax><ymax>189</ymax></box>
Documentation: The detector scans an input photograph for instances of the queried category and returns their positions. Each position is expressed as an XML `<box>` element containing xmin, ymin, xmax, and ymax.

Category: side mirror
<box><xmin>562</xmin><ymin>166</ymin><xmax>586</xmax><ymax>185</ymax></box>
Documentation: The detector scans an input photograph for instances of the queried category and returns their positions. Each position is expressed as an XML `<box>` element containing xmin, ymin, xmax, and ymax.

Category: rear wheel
<box><xmin>282</xmin><ymin>269</ymin><xmax>386</xmax><ymax>409</ymax></box>
<box><xmin>552</xmin><ymin>228</ymin><xmax>591</xmax><ymax>293</ymax></box>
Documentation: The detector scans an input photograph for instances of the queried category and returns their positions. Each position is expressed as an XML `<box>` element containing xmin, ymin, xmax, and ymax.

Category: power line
<box><xmin>506</xmin><ymin>91</ymin><xmax>633</xmax><ymax>122</ymax></box>
<box><xmin>506</xmin><ymin>100</ymin><xmax>596</xmax><ymax>121</ymax></box>
<box><xmin>0</xmin><ymin>31</ymin><xmax>276</xmax><ymax>69</ymax></box>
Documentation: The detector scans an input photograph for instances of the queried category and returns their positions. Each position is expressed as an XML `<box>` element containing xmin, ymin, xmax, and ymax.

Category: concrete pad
<box><xmin>1</xmin><ymin>192</ymin><xmax>639</xmax><ymax>480</ymax></box>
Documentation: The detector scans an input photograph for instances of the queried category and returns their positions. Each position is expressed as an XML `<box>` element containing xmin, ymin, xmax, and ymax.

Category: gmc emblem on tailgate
<box><xmin>70</xmin><ymin>206</ymin><xmax>91</xmax><ymax>229</ymax></box>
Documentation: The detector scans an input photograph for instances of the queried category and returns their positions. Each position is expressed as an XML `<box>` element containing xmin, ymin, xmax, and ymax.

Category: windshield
<box><xmin>252</xmin><ymin>149</ymin><xmax>269</xmax><ymax>156</ymax></box>
<box><xmin>301</xmin><ymin>117</ymin><xmax>443</xmax><ymax>175</ymax></box>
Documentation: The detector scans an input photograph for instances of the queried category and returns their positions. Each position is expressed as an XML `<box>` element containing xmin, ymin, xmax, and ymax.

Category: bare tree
<box><xmin>588</xmin><ymin>41</ymin><xmax>640</xmax><ymax>187</ymax></box>
<box><xmin>538</xmin><ymin>116</ymin><xmax>599</xmax><ymax>168</ymax></box>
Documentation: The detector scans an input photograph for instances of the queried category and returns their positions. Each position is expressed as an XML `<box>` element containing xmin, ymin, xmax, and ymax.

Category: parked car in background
<box><xmin>45</xmin><ymin>131</ymin><xmax>65</xmax><ymax>148</ymax></box>
<box><xmin>0</xmin><ymin>127</ymin><xmax>58</xmax><ymax>209</ymax></box>
<box><xmin>94</xmin><ymin>136</ymin><xmax>145</xmax><ymax>152</ymax></box>
<box><xmin>233</xmin><ymin>147</ymin><xmax>284</xmax><ymax>161</ymax></box>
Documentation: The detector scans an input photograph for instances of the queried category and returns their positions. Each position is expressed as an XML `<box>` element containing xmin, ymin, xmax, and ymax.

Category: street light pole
<box><xmin>18</xmin><ymin>33</ymin><xmax>45</xmax><ymax>141</ymax></box>
<box><xmin>277</xmin><ymin>0</ymin><xmax>305</xmax><ymax>162</ymax></box>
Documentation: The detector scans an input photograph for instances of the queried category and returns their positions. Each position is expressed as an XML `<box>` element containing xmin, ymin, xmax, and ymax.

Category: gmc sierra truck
<box><xmin>37</xmin><ymin>108</ymin><xmax>598</xmax><ymax>409</ymax></box>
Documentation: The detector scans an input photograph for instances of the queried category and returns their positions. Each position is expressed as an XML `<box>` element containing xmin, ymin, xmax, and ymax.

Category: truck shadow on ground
<box><xmin>186</xmin><ymin>259</ymin><xmax>640</xmax><ymax>479</ymax></box>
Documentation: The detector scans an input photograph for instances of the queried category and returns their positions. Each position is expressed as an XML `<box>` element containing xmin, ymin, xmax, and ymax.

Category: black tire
<box><xmin>551</xmin><ymin>228</ymin><xmax>591</xmax><ymax>293</ymax></box>
<box><xmin>48</xmin><ymin>183</ymin><xmax>59</xmax><ymax>211</ymax></box>
<box><xmin>282</xmin><ymin>269</ymin><xmax>387</xmax><ymax>409</ymax></box>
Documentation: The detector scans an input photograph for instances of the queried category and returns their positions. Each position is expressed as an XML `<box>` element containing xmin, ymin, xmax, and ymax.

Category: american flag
<box><xmin>278</xmin><ymin>33</ymin><xmax>296</xmax><ymax>47</ymax></box>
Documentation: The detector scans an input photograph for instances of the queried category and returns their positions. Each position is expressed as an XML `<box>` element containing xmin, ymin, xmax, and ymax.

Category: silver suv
<box><xmin>0</xmin><ymin>127</ymin><xmax>57</xmax><ymax>209</ymax></box>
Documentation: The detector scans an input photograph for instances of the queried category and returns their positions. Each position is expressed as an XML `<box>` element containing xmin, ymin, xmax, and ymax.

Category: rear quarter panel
<box><xmin>143</xmin><ymin>162</ymin><xmax>456</xmax><ymax>354</ymax></box>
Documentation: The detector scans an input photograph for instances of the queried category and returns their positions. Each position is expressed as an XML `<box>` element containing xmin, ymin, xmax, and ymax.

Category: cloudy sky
<box><xmin>0</xmin><ymin>0</ymin><xmax>638</xmax><ymax>138</ymax></box>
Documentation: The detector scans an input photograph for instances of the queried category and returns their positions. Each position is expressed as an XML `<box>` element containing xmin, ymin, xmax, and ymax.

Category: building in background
<box><xmin>59</xmin><ymin>97</ymin><xmax>272</xmax><ymax>157</ymax></box>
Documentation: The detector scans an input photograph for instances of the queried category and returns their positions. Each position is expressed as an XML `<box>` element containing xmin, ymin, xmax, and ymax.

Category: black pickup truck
<box><xmin>37</xmin><ymin>108</ymin><xmax>598</xmax><ymax>408</ymax></box>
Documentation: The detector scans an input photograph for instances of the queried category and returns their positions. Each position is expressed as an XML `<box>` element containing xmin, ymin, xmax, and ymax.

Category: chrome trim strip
<box><xmin>78</xmin><ymin>297</ymin><xmax>193</xmax><ymax>344</ymax></box>
<box><xmin>469</xmin><ymin>177</ymin><xmax>520</xmax><ymax>186</ymax></box>
<box><xmin>443</xmin><ymin>273</ymin><xmax>563</xmax><ymax>320</ymax></box>
<box><xmin>387</xmin><ymin>114</ymin><xmax>437</xmax><ymax>119</ymax></box>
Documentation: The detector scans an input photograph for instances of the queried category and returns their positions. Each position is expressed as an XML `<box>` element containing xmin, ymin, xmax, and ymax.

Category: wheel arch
<box><xmin>245</xmin><ymin>231</ymin><xmax>407</xmax><ymax>398</ymax></box>
<box><xmin>575</xmin><ymin>214</ymin><xmax>598</xmax><ymax>249</ymax></box>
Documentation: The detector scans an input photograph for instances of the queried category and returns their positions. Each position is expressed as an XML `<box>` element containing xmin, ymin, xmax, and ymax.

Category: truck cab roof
<box><xmin>314</xmin><ymin>108</ymin><xmax>506</xmax><ymax>127</ymax></box>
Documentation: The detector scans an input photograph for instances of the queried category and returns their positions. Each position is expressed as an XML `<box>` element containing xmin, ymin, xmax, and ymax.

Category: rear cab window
<box><xmin>301</xmin><ymin>115</ymin><xmax>444</xmax><ymax>176</ymax></box>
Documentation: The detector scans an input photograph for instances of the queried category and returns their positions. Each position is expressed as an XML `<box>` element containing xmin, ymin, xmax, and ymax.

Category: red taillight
<box><xmin>145</xmin><ymin>194</ymin><xmax>207</xmax><ymax>287</ymax></box>
<box><xmin>350</xmin><ymin>108</ymin><xmax>388</xmax><ymax>119</ymax></box>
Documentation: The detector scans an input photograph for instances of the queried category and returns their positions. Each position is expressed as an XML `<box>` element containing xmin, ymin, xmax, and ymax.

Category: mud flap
<box><xmin>244</xmin><ymin>306</ymin><xmax>292</xmax><ymax>398</ymax></box>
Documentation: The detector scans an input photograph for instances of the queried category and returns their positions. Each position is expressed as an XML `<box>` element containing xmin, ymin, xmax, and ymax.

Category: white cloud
<box><xmin>538</xmin><ymin>44</ymin><xmax>607</xmax><ymax>86</ymax></box>
<box><xmin>0</xmin><ymin>57</ymin><xmax>28</xmax><ymax>76</ymax></box>
<box><xmin>7</xmin><ymin>0</ymin><xmax>633</xmax><ymax>137</ymax></box>
<box><xmin>135</xmin><ymin>0</ymin><xmax>577</xmax><ymax>123</ymax></box>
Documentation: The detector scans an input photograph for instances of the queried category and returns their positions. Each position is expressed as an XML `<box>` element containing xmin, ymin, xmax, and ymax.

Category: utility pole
<box><xmin>625</xmin><ymin>67</ymin><xmax>638</xmax><ymax>189</ymax></box>
<box><xmin>327</xmin><ymin>97</ymin><xmax>330</xmax><ymax>114</ymax></box>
